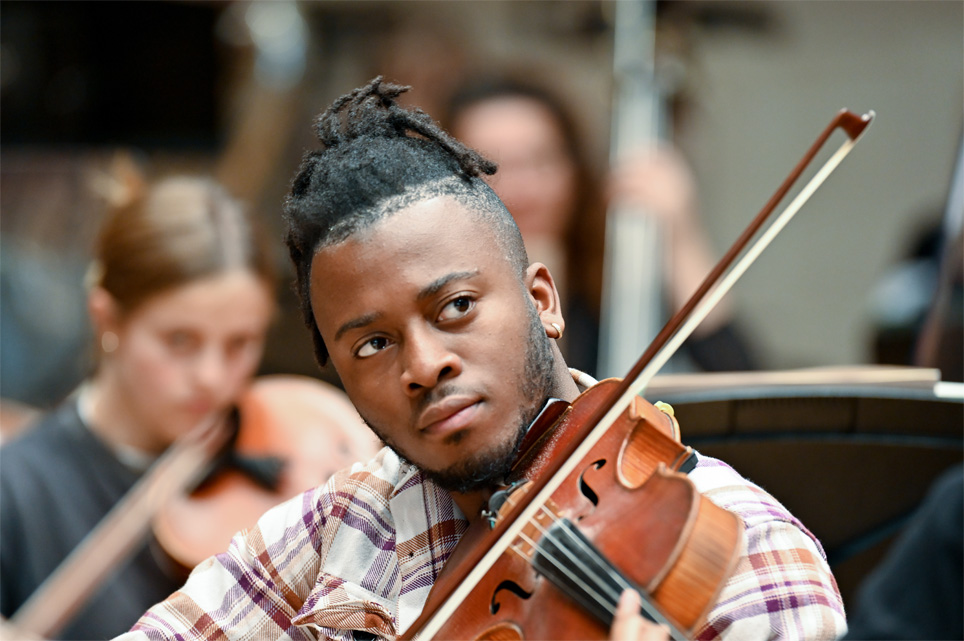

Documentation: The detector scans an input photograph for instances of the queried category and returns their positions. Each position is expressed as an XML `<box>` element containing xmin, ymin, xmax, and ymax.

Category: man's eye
<box><xmin>356</xmin><ymin>336</ymin><xmax>391</xmax><ymax>358</ymax></box>
<box><xmin>438</xmin><ymin>296</ymin><xmax>475</xmax><ymax>321</ymax></box>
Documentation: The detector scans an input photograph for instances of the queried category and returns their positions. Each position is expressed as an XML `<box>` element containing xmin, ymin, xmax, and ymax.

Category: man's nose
<box><xmin>399</xmin><ymin>325</ymin><xmax>462</xmax><ymax>396</ymax></box>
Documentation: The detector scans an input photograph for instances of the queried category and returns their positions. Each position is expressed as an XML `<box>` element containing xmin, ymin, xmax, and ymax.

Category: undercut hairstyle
<box><xmin>284</xmin><ymin>77</ymin><xmax>529</xmax><ymax>367</ymax></box>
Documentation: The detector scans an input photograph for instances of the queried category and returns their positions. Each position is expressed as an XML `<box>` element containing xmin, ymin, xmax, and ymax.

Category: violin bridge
<box><xmin>507</xmin><ymin>499</ymin><xmax>564</xmax><ymax>566</ymax></box>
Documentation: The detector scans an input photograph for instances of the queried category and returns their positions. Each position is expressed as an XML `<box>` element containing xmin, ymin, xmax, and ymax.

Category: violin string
<box><xmin>531</xmin><ymin>507</ymin><xmax>630</xmax><ymax>609</ymax></box>
<box><xmin>515</xmin><ymin>528</ymin><xmax>617</xmax><ymax>618</ymax></box>
<box><xmin>524</xmin><ymin>505</ymin><xmax>637</xmax><ymax>615</ymax></box>
<box><xmin>529</xmin><ymin>505</ymin><xmax>677</xmax><ymax>630</ymax></box>
<box><xmin>491</xmin><ymin>487</ymin><xmax>614</xmax><ymax>602</ymax></box>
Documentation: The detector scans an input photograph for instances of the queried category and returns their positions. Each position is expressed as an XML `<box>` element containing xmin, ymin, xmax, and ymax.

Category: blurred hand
<box><xmin>609</xmin><ymin>590</ymin><xmax>671</xmax><ymax>641</ymax></box>
<box><xmin>607</xmin><ymin>146</ymin><xmax>699</xmax><ymax>231</ymax></box>
<box><xmin>607</xmin><ymin>145</ymin><xmax>728</xmax><ymax>328</ymax></box>
<box><xmin>0</xmin><ymin>617</ymin><xmax>42</xmax><ymax>641</ymax></box>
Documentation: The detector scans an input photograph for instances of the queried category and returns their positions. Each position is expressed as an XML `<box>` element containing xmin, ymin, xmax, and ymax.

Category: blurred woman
<box><xmin>444</xmin><ymin>75</ymin><xmax>757</xmax><ymax>375</ymax></box>
<box><xmin>0</xmin><ymin>163</ymin><xmax>374</xmax><ymax>639</ymax></box>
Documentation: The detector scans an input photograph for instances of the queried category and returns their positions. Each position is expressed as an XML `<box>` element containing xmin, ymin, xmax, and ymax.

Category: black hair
<box><xmin>283</xmin><ymin>77</ymin><xmax>528</xmax><ymax>367</ymax></box>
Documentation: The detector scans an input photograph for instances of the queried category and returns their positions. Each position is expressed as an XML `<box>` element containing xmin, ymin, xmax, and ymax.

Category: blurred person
<box><xmin>914</xmin><ymin>227</ymin><xmax>963</xmax><ymax>381</ymax></box>
<box><xmin>119</xmin><ymin>78</ymin><xmax>844</xmax><ymax>641</ymax></box>
<box><xmin>443</xmin><ymin>75</ymin><xmax>757</xmax><ymax>376</ymax></box>
<box><xmin>913</xmin><ymin>132</ymin><xmax>963</xmax><ymax>383</ymax></box>
<box><xmin>866</xmin><ymin>216</ymin><xmax>947</xmax><ymax>368</ymax></box>
<box><xmin>0</xmin><ymin>163</ymin><xmax>375</xmax><ymax>639</ymax></box>
<box><xmin>868</xmin><ymin>131</ymin><xmax>962</xmax><ymax>382</ymax></box>
<box><xmin>845</xmin><ymin>159</ymin><xmax>963</xmax><ymax>639</ymax></box>
<box><xmin>841</xmin><ymin>463</ymin><xmax>963</xmax><ymax>640</ymax></box>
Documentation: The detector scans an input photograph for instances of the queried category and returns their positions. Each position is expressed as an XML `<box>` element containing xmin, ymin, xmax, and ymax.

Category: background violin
<box><xmin>10</xmin><ymin>374</ymin><xmax>380</xmax><ymax>639</ymax></box>
<box><xmin>154</xmin><ymin>374</ymin><xmax>380</xmax><ymax>573</ymax></box>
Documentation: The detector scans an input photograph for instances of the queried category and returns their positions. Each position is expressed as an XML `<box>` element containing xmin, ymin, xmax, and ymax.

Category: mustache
<box><xmin>413</xmin><ymin>382</ymin><xmax>478</xmax><ymax>415</ymax></box>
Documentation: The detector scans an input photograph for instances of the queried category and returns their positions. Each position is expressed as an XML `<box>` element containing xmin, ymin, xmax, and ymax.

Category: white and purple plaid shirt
<box><xmin>122</xmin><ymin>386</ymin><xmax>846</xmax><ymax>641</ymax></box>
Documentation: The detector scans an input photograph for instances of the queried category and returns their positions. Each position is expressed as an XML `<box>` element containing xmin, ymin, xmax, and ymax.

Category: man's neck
<box><xmin>450</xmin><ymin>489</ymin><xmax>490</xmax><ymax>524</ymax></box>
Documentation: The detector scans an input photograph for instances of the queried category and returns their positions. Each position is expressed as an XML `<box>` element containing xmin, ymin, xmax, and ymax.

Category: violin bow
<box><xmin>9</xmin><ymin>415</ymin><xmax>231</xmax><ymax>639</ymax></box>
<box><xmin>409</xmin><ymin>108</ymin><xmax>875</xmax><ymax>639</ymax></box>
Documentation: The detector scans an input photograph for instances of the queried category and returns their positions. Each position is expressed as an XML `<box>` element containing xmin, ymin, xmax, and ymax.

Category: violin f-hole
<box><xmin>577</xmin><ymin>459</ymin><xmax>607</xmax><ymax>515</ymax></box>
<box><xmin>490</xmin><ymin>579</ymin><xmax>533</xmax><ymax>614</ymax></box>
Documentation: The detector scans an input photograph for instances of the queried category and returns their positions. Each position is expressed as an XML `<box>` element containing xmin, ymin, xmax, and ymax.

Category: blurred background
<box><xmin>1</xmin><ymin>0</ymin><xmax>962</xmax><ymax>618</ymax></box>
<box><xmin>3</xmin><ymin>0</ymin><xmax>961</xmax><ymax>409</ymax></box>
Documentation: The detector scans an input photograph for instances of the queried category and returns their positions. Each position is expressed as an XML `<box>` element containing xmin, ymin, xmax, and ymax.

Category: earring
<box><xmin>101</xmin><ymin>331</ymin><xmax>119</xmax><ymax>353</ymax></box>
<box><xmin>549</xmin><ymin>322</ymin><xmax>563</xmax><ymax>340</ymax></box>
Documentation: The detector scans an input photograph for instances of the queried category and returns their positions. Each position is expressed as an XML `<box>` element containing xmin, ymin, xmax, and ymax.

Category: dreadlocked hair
<box><xmin>283</xmin><ymin>76</ymin><xmax>528</xmax><ymax>367</ymax></box>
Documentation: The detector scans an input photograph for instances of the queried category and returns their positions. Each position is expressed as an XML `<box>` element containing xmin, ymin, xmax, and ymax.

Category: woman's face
<box><xmin>452</xmin><ymin>96</ymin><xmax>578</xmax><ymax>242</ymax></box>
<box><xmin>106</xmin><ymin>270</ymin><xmax>275</xmax><ymax>451</ymax></box>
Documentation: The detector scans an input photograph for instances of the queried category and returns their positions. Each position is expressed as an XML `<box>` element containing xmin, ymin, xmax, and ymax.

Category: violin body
<box><xmin>412</xmin><ymin>380</ymin><xmax>743</xmax><ymax>640</ymax></box>
<box><xmin>153</xmin><ymin>374</ymin><xmax>379</xmax><ymax>572</ymax></box>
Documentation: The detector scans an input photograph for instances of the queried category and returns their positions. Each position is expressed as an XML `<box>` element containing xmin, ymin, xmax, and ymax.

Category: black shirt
<box><xmin>0</xmin><ymin>398</ymin><xmax>183</xmax><ymax>639</ymax></box>
<box><xmin>843</xmin><ymin>463</ymin><xmax>963</xmax><ymax>640</ymax></box>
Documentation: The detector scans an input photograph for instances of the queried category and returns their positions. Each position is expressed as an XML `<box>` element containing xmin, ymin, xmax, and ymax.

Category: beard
<box><xmin>360</xmin><ymin>305</ymin><xmax>556</xmax><ymax>495</ymax></box>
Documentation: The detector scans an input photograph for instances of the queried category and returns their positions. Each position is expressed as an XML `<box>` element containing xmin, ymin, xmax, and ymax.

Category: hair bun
<box><xmin>90</xmin><ymin>151</ymin><xmax>148</xmax><ymax>212</ymax></box>
<box><xmin>313</xmin><ymin>76</ymin><xmax>410</xmax><ymax>147</ymax></box>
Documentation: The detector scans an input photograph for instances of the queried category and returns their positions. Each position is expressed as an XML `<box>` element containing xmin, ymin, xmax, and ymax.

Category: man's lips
<box><xmin>418</xmin><ymin>396</ymin><xmax>482</xmax><ymax>437</ymax></box>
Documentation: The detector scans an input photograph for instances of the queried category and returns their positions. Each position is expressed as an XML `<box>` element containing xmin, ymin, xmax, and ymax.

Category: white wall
<box><xmin>397</xmin><ymin>0</ymin><xmax>963</xmax><ymax>369</ymax></box>
<box><xmin>677</xmin><ymin>0</ymin><xmax>963</xmax><ymax>368</ymax></box>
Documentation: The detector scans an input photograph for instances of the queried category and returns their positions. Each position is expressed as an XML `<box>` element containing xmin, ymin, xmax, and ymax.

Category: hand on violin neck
<box><xmin>610</xmin><ymin>590</ymin><xmax>671</xmax><ymax>641</ymax></box>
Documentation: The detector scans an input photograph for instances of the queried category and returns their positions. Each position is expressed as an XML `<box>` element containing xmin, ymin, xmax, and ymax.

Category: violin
<box><xmin>402</xmin><ymin>109</ymin><xmax>875</xmax><ymax>640</ymax></box>
<box><xmin>412</xmin><ymin>381</ymin><xmax>743</xmax><ymax>640</ymax></box>
<box><xmin>10</xmin><ymin>374</ymin><xmax>379</xmax><ymax>639</ymax></box>
<box><xmin>154</xmin><ymin>374</ymin><xmax>379</xmax><ymax>573</ymax></box>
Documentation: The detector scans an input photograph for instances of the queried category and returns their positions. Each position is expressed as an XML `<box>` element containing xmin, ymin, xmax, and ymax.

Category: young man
<box><xmin>119</xmin><ymin>79</ymin><xmax>846</xmax><ymax>640</ymax></box>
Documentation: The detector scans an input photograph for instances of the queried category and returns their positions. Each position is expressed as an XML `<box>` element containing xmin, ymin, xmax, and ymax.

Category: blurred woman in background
<box><xmin>444</xmin><ymin>74</ymin><xmax>757</xmax><ymax>376</ymax></box>
<box><xmin>0</xmin><ymin>160</ymin><xmax>375</xmax><ymax>639</ymax></box>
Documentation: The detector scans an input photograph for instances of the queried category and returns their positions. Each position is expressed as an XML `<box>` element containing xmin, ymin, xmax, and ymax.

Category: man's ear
<box><xmin>525</xmin><ymin>262</ymin><xmax>566</xmax><ymax>339</ymax></box>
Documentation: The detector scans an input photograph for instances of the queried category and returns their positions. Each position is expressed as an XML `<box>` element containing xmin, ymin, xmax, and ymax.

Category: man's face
<box><xmin>309</xmin><ymin>196</ymin><xmax>556</xmax><ymax>492</ymax></box>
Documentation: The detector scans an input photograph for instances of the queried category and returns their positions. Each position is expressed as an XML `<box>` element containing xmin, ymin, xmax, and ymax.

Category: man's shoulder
<box><xmin>315</xmin><ymin>447</ymin><xmax>437</xmax><ymax>521</ymax></box>
<box><xmin>326</xmin><ymin>446</ymin><xmax>420</xmax><ymax>498</ymax></box>
<box><xmin>689</xmin><ymin>453</ymin><xmax>806</xmax><ymax>530</ymax></box>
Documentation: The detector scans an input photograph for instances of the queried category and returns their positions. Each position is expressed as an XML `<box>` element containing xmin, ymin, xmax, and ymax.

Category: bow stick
<box><xmin>409</xmin><ymin>108</ymin><xmax>875</xmax><ymax>639</ymax></box>
<box><xmin>9</xmin><ymin>415</ymin><xmax>231</xmax><ymax>638</ymax></box>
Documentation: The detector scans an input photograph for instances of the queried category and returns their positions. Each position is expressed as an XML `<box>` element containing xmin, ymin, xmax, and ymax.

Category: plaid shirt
<box><xmin>122</xmin><ymin>398</ymin><xmax>845</xmax><ymax>641</ymax></box>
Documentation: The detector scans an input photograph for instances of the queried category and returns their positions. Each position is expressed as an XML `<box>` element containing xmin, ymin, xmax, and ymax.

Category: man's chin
<box><xmin>415</xmin><ymin>406</ymin><xmax>551</xmax><ymax>495</ymax></box>
<box><xmin>421</xmin><ymin>459</ymin><xmax>511</xmax><ymax>495</ymax></box>
<box><xmin>406</xmin><ymin>429</ymin><xmax>526</xmax><ymax>495</ymax></box>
